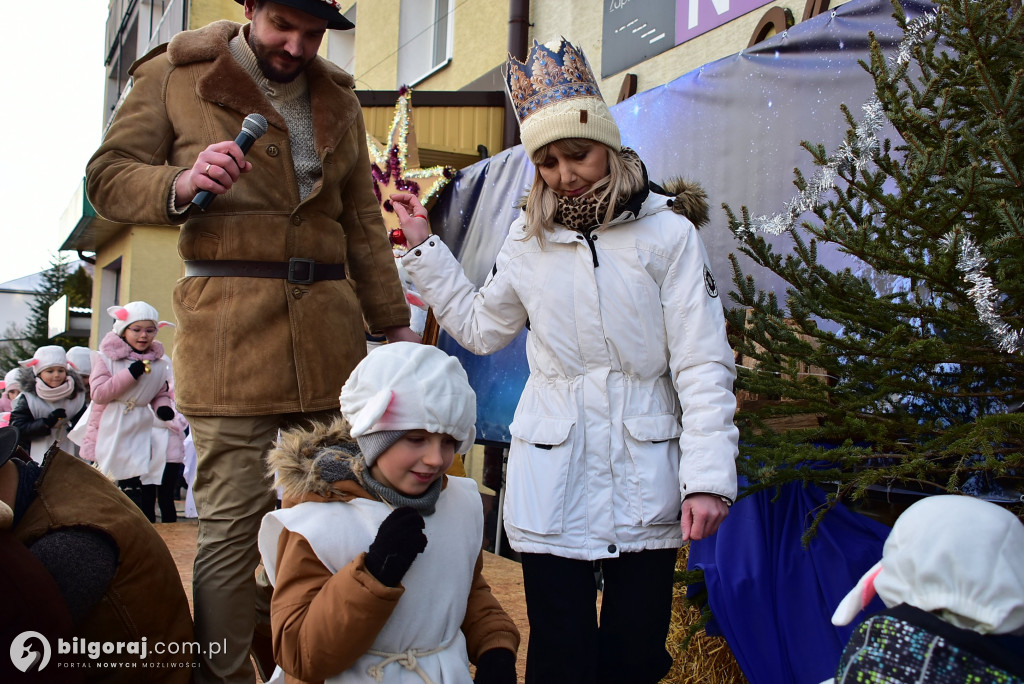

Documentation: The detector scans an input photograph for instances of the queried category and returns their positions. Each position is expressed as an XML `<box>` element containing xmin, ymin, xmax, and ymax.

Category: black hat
<box><xmin>0</xmin><ymin>426</ymin><xmax>20</xmax><ymax>469</ymax></box>
<box><xmin>236</xmin><ymin>0</ymin><xmax>355</xmax><ymax>30</ymax></box>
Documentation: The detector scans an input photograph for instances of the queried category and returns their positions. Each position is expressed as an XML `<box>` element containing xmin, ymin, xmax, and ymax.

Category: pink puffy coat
<box><xmin>80</xmin><ymin>332</ymin><xmax>173</xmax><ymax>464</ymax></box>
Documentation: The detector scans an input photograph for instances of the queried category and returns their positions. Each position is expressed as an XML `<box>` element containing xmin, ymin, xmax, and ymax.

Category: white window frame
<box><xmin>396</xmin><ymin>0</ymin><xmax>454</xmax><ymax>87</ymax></box>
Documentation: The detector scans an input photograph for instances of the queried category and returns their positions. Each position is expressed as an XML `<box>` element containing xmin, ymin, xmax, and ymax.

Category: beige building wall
<box><xmin>90</xmin><ymin>227</ymin><xmax>181</xmax><ymax>355</ymax></box>
<box><xmin>190</xmin><ymin>0</ymin><xmax>245</xmax><ymax>30</ymax></box>
<box><xmin>350</xmin><ymin>3</ymin><xmax>402</xmax><ymax>90</ymax></box>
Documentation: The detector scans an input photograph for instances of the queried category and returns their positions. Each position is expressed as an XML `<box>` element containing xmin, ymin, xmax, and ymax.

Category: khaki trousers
<box><xmin>186</xmin><ymin>411</ymin><xmax>335</xmax><ymax>684</ymax></box>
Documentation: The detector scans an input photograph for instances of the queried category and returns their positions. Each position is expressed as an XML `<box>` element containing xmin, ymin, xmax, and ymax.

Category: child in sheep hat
<box><xmin>79</xmin><ymin>301</ymin><xmax>176</xmax><ymax>522</ymax></box>
<box><xmin>827</xmin><ymin>494</ymin><xmax>1024</xmax><ymax>682</ymax></box>
<box><xmin>9</xmin><ymin>346</ymin><xmax>88</xmax><ymax>463</ymax></box>
<box><xmin>258</xmin><ymin>342</ymin><xmax>519</xmax><ymax>684</ymax></box>
<box><xmin>0</xmin><ymin>368</ymin><xmax>22</xmax><ymax>412</ymax></box>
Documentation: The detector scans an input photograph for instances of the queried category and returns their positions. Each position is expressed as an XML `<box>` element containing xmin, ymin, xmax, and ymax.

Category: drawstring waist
<box><xmin>365</xmin><ymin>633</ymin><xmax>458</xmax><ymax>684</ymax></box>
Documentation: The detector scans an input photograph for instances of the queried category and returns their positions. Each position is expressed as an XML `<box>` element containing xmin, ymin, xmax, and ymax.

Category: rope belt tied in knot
<box><xmin>365</xmin><ymin>633</ymin><xmax>457</xmax><ymax>684</ymax></box>
<box><xmin>121</xmin><ymin>397</ymin><xmax>138</xmax><ymax>414</ymax></box>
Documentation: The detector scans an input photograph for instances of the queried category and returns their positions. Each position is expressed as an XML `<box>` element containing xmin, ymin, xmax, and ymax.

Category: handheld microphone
<box><xmin>191</xmin><ymin>113</ymin><xmax>269</xmax><ymax>211</ymax></box>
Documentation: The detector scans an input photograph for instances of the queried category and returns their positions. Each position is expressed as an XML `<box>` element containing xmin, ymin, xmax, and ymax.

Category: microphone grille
<box><xmin>242</xmin><ymin>113</ymin><xmax>269</xmax><ymax>139</ymax></box>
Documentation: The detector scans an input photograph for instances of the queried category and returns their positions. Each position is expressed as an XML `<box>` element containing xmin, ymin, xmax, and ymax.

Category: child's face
<box><xmin>124</xmin><ymin>320</ymin><xmax>158</xmax><ymax>352</ymax></box>
<box><xmin>370</xmin><ymin>430</ymin><xmax>457</xmax><ymax>497</ymax></box>
<box><xmin>537</xmin><ymin>140</ymin><xmax>610</xmax><ymax>198</ymax></box>
<box><xmin>4</xmin><ymin>388</ymin><xmax>19</xmax><ymax>402</ymax></box>
<box><xmin>39</xmin><ymin>366</ymin><xmax>67</xmax><ymax>388</ymax></box>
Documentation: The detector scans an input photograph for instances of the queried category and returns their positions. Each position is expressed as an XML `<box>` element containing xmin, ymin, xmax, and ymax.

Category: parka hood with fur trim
<box><xmin>268</xmin><ymin>417</ymin><xmax>451</xmax><ymax>507</ymax></box>
<box><xmin>15</xmin><ymin>366</ymin><xmax>85</xmax><ymax>400</ymax></box>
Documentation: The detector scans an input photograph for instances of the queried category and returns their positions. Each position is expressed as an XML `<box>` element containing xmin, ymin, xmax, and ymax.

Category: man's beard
<box><xmin>249</xmin><ymin>32</ymin><xmax>309</xmax><ymax>83</ymax></box>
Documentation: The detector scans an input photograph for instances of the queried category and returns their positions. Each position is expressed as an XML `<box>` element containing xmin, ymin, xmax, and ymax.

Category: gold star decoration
<box><xmin>367</xmin><ymin>85</ymin><xmax>454</xmax><ymax>255</ymax></box>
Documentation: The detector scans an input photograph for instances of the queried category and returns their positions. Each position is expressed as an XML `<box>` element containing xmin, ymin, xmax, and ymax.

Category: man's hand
<box><xmin>174</xmin><ymin>140</ymin><xmax>253</xmax><ymax>207</ymax></box>
<box><xmin>680</xmin><ymin>493</ymin><xmax>729</xmax><ymax>541</ymax></box>
<box><xmin>382</xmin><ymin>326</ymin><xmax>421</xmax><ymax>344</ymax></box>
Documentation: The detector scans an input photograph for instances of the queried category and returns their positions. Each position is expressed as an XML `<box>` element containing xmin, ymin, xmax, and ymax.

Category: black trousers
<box><xmin>520</xmin><ymin>548</ymin><xmax>678</xmax><ymax>684</ymax></box>
<box><xmin>158</xmin><ymin>462</ymin><xmax>184</xmax><ymax>523</ymax></box>
<box><xmin>117</xmin><ymin>477</ymin><xmax>157</xmax><ymax>523</ymax></box>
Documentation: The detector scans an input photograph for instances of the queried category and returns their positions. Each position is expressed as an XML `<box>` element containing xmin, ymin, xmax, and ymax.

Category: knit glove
<box><xmin>128</xmin><ymin>360</ymin><xmax>146</xmax><ymax>379</ymax></box>
<box><xmin>365</xmin><ymin>506</ymin><xmax>427</xmax><ymax>587</ymax></box>
<box><xmin>474</xmin><ymin>648</ymin><xmax>517</xmax><ymax>684</ymax></box>
<box><xmin>44</xmin><ymin>408</ymin><xmax>67</xmax><ymax>428</ymax></box>
<box><xmin>155</xmin><ymin>406</ymin><xmax>174</xmax><ymax>421</ymax></box>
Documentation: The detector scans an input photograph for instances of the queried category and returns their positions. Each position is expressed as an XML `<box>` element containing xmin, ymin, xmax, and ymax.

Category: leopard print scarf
<box><xmin>553</xmin><ymin>148</ymin><xmax>639</xmax><ymax>233</ymax></box>
<box><xmin>555</xmin><ymin>194</ymin><xmax>612</xmax><ymax>234</ymax></box>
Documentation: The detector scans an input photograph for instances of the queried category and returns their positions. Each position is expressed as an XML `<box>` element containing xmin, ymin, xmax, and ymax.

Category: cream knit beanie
<box><xmin>505</xmin><ymin>37</ymin><xmax>621</xmax><ymax>157</ymax></box>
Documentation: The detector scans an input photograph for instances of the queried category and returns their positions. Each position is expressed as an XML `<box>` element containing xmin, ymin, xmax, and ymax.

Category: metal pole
<box><xmin>493</xmin><ymin>447</ymin><xmax>509</xmax><ymax>555</ymax></box>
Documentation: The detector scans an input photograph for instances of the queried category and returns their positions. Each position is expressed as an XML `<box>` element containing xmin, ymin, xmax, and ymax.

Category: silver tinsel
<box><xmin>745</xmin><ymin>97</ymin><xmax>884</xmax><ymax>237</ymax></box>
<box><xmin>892</xmin><ymin>12</ymin><xmax>938</xmax><ymax>66</ymax></box>
<box><xmin>942</xmin><ymin>233</ymin><xmax>1023</xmax><ymax>354</ymax></box>
<box><xmin>744</xmin><ymin>11</ymin><xmax>934</xmax><ymax>238</ymax></box>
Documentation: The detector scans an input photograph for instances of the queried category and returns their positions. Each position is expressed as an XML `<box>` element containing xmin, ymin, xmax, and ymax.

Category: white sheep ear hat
<box><xmin>339</xmin><ymin>342</ymin><xmax>476</xmax><ymax>457</ymax></box>
<box><xmin>19</xmin><ymin>345</ymin><xmax>68</xmax><ymax>375</ymax></box>
<box><xmin>831</xmin><ymin>494</ymin><xmax>1024</xmax><ymax>635</ymax></box>
<box><xmin>66</xmin><ymin>347</ymin><xmax>93</xmax><ymax>375</ymax></box>
<box><xmin>107</xmin><ymin>301</ymin><xmax>175</xmax><ymax>336</ymax></box>
<box><xmin>2</xmin><ymin>368</ymin><xmax>21</xmax><ymax>391</ymax></box>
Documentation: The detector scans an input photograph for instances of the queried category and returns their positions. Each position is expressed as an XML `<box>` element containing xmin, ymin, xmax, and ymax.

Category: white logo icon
<box><xmin>10</xmin><ymin>631</ymin><xmax>51</xmax><ymax>672</ymax></box>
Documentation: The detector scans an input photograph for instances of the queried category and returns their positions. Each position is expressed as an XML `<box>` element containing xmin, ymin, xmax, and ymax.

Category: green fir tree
<box><xmin>724</xmin><ymin>0</ymin><xmax>1024</xmax><ymax>535</ymax></box>
<box><xmin>0</xmin><ymin>254</ymin><xmax>93</xmax><ymax>371</ymax></box>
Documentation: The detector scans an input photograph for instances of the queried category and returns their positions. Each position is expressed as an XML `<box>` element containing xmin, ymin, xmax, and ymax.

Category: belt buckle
<box><xmin>287</xmin><ymin>258</ymin><xmax>315</xmax><ymax>284</ymax></box>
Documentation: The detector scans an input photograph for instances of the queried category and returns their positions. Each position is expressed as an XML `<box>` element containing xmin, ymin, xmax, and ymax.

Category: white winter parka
<box><xmin>402</xmin><ymin>186</ymin><xmax>739</xmax><ymax>561</ymax></box>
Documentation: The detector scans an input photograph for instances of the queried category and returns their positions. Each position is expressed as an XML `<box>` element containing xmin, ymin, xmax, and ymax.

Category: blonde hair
<box><xmin>521</xmin><ymin>140</ymin><xmax>645</xmax><ymax>242</ymax></box>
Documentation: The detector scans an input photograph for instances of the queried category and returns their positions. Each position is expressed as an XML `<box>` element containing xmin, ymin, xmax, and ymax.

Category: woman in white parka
<box><xmin>392</xmin><ymin>38</ymin><xmax>739</xmax><ymax>684</ymax></box>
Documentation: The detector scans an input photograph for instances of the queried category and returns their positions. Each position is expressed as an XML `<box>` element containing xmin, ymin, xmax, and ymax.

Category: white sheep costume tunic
<box><xmin>258</xmin><ymin>343</ymin><xmax>518</xmax><ymax>684</ymax></box>
<box><xmin>260</xmin><ymin>477</ymin><xmax>482</xmax><ymax>684</ymax></box>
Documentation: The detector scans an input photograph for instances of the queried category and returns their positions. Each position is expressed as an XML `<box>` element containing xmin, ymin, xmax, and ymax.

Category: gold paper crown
<box><xmin>505</xmin><ymin>39</ymin><xmax>601</xmax><ymax>122</ymax></box>
<box><xmin>504</xmin><ymin>38</ymin><xmax>620</xmax><ymax>156</ymax></box>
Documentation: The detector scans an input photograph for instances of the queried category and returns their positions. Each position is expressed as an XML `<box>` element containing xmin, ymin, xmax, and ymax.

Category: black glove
<box><xmin>44</xmin><ymin>408</ymin><xmax>67</xmax><ymax>428</ymax></box>
<box><xmin>155</xmin><ymin>406</ymin><xmax>175</xmax><ymax>421</ymax></box>
<box><xmin>128</xmin><ymin>360</ymin><xmax>146</xmax><ymax>379</ymax></box>
<box><xmin>365</xmin><ymin>506</ymin><xmax>427</xmax><ymax>587</ymax></box>
<box><xmin>474</xmin><ymin>648</ymin><xmax>517</xmax><ymax>684</ymax></box>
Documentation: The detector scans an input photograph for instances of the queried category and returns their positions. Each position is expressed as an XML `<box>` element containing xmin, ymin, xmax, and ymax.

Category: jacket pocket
<box><xmin>506</xmin><ymin>417</ymin><xmax>576</xmax><ymax>535</ymax></box>
<box><xmin>622</xmin><ymin>414</ymin><xmax>683</xmax><ymax>526</ymax></box>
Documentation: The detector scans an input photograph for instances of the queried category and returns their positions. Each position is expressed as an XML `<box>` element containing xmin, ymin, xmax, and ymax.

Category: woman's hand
<box><xmin>390</xmin><ymin>192</ymin><xmax>431</xmax><ymax>247</ymax></box>
<box><xmin>680</xmin><ymin>493</ymin><xmax>729</xmax><ymax>541</ymax></box>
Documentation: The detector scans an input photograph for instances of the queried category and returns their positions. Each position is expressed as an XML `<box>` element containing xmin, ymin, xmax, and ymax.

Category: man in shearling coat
<box><xmin>86</xmin><ymin>1</ymin><xmax>417</xmax><ymax>681</ymax></box>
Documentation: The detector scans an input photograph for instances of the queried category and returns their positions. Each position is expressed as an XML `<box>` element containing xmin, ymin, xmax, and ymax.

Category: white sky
<box><xmin>0</xmin><ymin>3</ymin><xmax>109</xmax><ymax>285</ymax></box>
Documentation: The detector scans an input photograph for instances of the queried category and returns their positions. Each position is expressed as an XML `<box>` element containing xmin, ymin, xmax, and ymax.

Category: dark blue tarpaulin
<box><xmin>688</xmin><ymin>479</ymin><xmax>891</xmax><ymax>683</ymax></box>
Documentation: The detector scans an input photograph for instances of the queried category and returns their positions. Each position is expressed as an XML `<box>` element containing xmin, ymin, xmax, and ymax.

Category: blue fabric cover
<box><xmin>688</xmin><ymin>479</ymin><xmax>891</xmax><ymax>683</ymax></box>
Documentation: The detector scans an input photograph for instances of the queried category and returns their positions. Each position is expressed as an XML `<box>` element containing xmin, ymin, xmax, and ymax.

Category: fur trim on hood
<box><xmin>267</xmin><ymin>416</ymin><xmax>369</xmax><ymax>502</ymax></box>
<box><xmin>15</xmin><ymin>366</ymin><xmax>85</xmax><ymax>399</ymax></box>
<box><xmin>660</xmin><ymin>177</ymin><xmax>710</xmax><ymax>228</ymax></box>
<box><xmin>99</xmin><ymin>330</ymin><xmax>166</xmax><ymax>362</ymax></box>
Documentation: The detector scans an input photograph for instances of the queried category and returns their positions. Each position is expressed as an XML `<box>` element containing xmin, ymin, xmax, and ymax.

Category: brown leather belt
<box><xmin>183</xmin><ymin>258</ymin><xmax>346</xmax><ymax>284</ymax></box>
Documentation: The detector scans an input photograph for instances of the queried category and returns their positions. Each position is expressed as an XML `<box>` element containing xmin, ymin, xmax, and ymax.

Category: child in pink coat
<box><xmin>81</xmin><ymin>301</ymin><xmax>177</xmax><ymax>522</ymax></box>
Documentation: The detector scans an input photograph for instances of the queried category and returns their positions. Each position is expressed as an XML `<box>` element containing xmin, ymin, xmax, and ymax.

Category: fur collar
<box><xmin>99</xmin><ymin>331</ymin><xmax>166</xmax><ymax>362</ymax></box>
<box><xmin>156</xmin><ymin>20</ymin><xmax>358</xmax><ymax>155</ymax></box>
<box><xmin>268</xmin><ymin>416</ymin><xmax>372</xmax><ymax>505</ymax></box>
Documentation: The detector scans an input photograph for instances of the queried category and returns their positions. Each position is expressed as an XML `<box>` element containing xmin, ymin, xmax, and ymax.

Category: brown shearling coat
<box><xmin>86</xmin><ymin>21</ymin><xmax>410</xmax><ymax>416</ymax></box>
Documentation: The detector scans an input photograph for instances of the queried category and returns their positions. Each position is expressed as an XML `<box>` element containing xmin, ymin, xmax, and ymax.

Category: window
<box><xmin>327</xmin><ymin>4</ymin><xmax>357</xmax><ymax>73</ymax></box>
<box><xmin>396</xmin><ymin>0</ymin><xmax>453</xmax><ymax>87</ymax></box>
